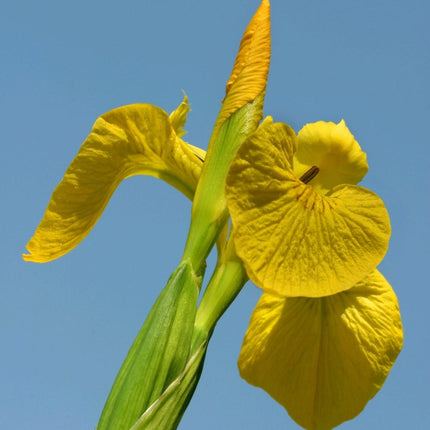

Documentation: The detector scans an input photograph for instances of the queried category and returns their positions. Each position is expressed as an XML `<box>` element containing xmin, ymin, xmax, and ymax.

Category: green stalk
<box><xmin>96</xmin><ymin>261</ymin><xmax>199</xmax><ymax>430</ymax></box>
<box><xmin>192</xmin><ymin>235</ymin><xmax>248</xmax><ymax>351</ymax></box>
<box><xmin>182</xmin><ymin>95</ymin><xmax>264</xmax><ymax>274</ymax></box>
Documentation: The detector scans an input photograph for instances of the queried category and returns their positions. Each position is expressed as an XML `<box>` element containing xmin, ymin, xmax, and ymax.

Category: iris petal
<box><xmin>226</xmin><ymin>118</ymin><xmax>391</xmax><ymax>297</ymax></box>
<box><xmin>294</xmin><ymin>120</ymin><xmax>369</xmax><ymax>194</ymax></box>
<box><xmin>23</xmin><ymin>103</ymin><xmax>202</xmax><ymax>263</ymax></box>
<box><xmin>238</xmin><ymin>270</ymin><xmax>403</xmax><ymax>430</ymax></box>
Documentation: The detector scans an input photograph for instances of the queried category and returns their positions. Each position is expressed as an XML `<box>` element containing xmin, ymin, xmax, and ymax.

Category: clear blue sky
<box><xmin>1</xmin><ymin>0</ymin><xmax>429</xmax><ymax>429</ymax></box>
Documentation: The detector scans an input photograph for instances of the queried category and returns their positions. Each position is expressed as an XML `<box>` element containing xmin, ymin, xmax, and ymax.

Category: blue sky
<box><xmin>1</xmin><ymin>0</ymin><xmax>429</xmax><ymax>429</ymax></box>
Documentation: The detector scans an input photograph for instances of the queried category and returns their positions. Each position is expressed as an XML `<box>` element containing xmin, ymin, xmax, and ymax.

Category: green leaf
<box><xmin>130</xmin><ymin>340</ymin><xmax>208</xmax><ymax>430</ymax></box>
<box><xmin>96</xmin><ymin>261</ymin><xmax>199</xmax><ymax>430</ymax></box>
<box><xmin>182</xmin><ymin>93</ymin><xmax>266</xmax><ymax>272</ymax></box>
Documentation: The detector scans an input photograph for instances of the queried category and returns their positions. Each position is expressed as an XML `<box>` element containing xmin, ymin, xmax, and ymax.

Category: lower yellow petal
<box><xmin>24</xmin><ymin>103</ymin><xmax>202</xmax><ymax>263</ymax></box>
<box><xmin>238</xmin><ymin>270</ymin><xmax>403</xmax><ymax>430</ymax></box>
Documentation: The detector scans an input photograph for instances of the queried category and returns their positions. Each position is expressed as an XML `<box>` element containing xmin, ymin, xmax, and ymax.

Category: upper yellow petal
<box><xmin>225</xmin><ymin>118</ymin><xmax>391</xmax><ymax>297</ymax></box>
<box><xmin>23</xmin><ymin>103</ymin><xmax>202</xmax><ymax>263</ymax></box>
<box><xmin>238</xmin><ymin>270</ymin><xmax>403</xmax><ymax>430</ymax></box>
<box><xmin>294</xmin><ymin>120</ymin><xmax>369</xmax><ymax>194</ymax></box>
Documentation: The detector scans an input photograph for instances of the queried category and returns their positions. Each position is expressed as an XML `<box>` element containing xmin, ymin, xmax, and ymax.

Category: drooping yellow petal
<box><xmin>294</xmin><ymin>120</ymin><xmax>369</xmax><ymax>194</ymax></box>
<box><xmin>24</xmin><ymin>104</ymin><xmax>203</xmax><ymax>263</ymax></box>
<box><xmin>225</xmin><ymin>118</ymin><xmax>391</xmax><ymax>297</ymax></box>
<box><xmin>238</xmin><ymin>270</ymin><xmax>403</xmax><ymax>430</ymax></box>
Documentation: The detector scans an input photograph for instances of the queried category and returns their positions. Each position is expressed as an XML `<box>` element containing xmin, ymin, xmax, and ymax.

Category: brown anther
<box><xmin>194</xmin><ymin>153</ymin><xmax>205</xmax><ymax>163</ymax></box>
<box><xmin>299</xmin><ymin>165</ymin><xmax>320</xmax><ymax>184</ymax></box>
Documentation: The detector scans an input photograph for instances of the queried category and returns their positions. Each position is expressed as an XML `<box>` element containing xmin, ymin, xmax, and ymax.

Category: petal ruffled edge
<box><xmin>169</xmin><ymin>92</ymin><xmax>191</xmax><ymax>138</ymax></box>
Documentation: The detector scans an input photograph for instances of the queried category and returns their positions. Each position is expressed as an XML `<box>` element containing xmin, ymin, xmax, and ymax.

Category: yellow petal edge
<box><xmin>169</xmin><ymin>91</ymin><xmax>190</xmax><ymax>138</ymax></box>
<box><xmin>226</xmin><ymin>118</ymin><xmax>391</xmax><ymax>297</ymax></box>
<box><xmin>24</xmin><ymin>102</ymin><xmax>202</xmax><ymax>263</ymax></box>
<box><xmin>238</xmin><ymin>270</ymin><xmax>403</xmax><ymax>430</ymax></box>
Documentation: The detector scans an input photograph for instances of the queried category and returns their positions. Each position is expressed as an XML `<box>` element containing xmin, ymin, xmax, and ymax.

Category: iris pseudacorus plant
<box><xmin>23</xmin><ymin>1</ymin><xmax>402</xmax><ymax>429</ymax></box>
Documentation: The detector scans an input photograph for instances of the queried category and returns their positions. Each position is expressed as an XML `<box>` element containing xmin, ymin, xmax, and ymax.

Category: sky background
<box><xmin>1</xmin><ymin>0</ymin><xmax>429</xmax><ymax>429</ymax></box>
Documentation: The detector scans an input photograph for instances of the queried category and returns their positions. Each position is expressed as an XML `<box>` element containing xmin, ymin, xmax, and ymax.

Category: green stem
<box><xmin>181</xmin><ymin>97</ymin><xmax>265</xmax><ymax>275</ymax></box>
<box><xmin>191</xmin><ymin>235</ymin><xmax>248</xmax><ymax>351</ymax></box>
<box><xmin>181</xmin><ymin>212</ymin><xmax>229</xmax><ymax>276</ymax></box>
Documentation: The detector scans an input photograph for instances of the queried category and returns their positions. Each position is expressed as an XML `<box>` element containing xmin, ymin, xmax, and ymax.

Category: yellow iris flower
<box><xmin>225</xmin><ymin>118</ymin><xmax>403</xmax><ymax>429</ymax></box>
<box><xmin>225</xmin><ymin>117</ymin><xmax>391</xmax><ymax>298</ymax></box>
<box><xmin>23</xmin><ymin>1</ymin><xmax>402</xmax><ymax>429</ymax></box>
